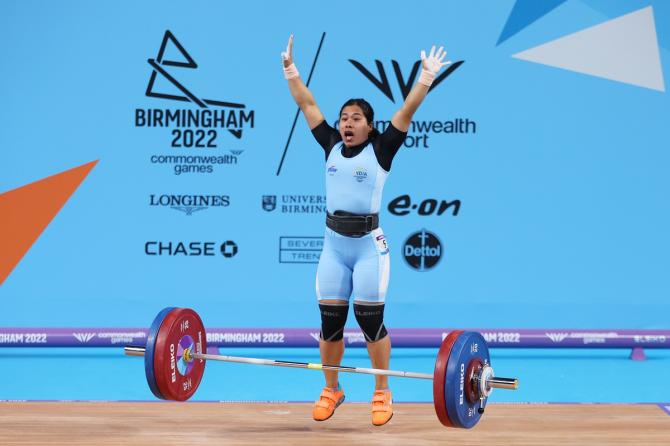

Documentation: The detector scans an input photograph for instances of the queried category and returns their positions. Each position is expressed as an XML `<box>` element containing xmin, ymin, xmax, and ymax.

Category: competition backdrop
<box><xmin>1</xmin><ymin>0</ymin><xmax>669</xmax><ymax>333</ymax></box>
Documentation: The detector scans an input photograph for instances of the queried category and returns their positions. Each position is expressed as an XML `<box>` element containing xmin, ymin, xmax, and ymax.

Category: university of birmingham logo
<box><xmin>349</xmin><ymin>59</ymin><xmax>464</xmax><ymax>103</ymax></box>
<box><xmin>145</xmin><ymin>30</ymin><xmax>251</xmax><ymax>139</ymax></box>
<box><xmin>262</xmin><ymin>195</ymin><xmax>277</xmax><ymax>212</ymax></box>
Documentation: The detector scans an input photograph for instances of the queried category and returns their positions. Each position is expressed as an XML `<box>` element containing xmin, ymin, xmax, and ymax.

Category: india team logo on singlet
<box><xmin>353</xmin><ymin>167</ymin><xmax>368</xmax><ymax>183</ymax></box>
<box><xmin>327</xmin><ymin>165</ymin><xmax>337</xmax><ymax>176</ymax></box>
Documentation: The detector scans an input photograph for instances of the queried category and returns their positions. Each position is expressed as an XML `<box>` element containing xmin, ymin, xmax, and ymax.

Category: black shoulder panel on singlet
<box><xmin>311</xmin><ymin>120</ymin><xmax>342</xmax><ymax>160</ymax></box>
<box><xmin>372</xmin><ymin>123</ymin><xmax>407</xmax><ymax>172</ymax></box>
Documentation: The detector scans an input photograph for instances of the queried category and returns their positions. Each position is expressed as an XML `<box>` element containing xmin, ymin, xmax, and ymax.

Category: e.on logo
<box><xmin>388</xmin><ymin>195</ymin><xmax>460</xmax><ymax>217</ymax></box>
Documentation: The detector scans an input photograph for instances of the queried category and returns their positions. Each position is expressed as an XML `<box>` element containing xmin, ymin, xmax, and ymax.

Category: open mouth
<box><xmin>344</xmin><ymin>130</ymin><xmax>354</xmax><ymax>143</ymax></box>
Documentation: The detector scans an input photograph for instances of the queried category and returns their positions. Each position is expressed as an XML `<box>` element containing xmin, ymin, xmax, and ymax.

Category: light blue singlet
<box><xmin>316</xmin><ymin>142</ymin><xmax>390</xmax><ymax>303</ymax></box>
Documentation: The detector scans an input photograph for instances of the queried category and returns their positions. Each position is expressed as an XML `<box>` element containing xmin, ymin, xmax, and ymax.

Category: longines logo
<box><xmin>348</xmin><ymin>58</ymin><xmax>475</xmax><ymax>148</ymax></box>
<box><xmin>145</xmin><ymin>241</ymin><xmax>238</xmax><ymax>257</ymax></box>
<box><xmin>388</xmin><ymin>195</ymin><xmax>460</xmax><ymax>217</ymax></box>
<box><xmin>403</xmin><ymin>229</ymin><xmax>442</xmax><ymax>271</ymax></box>
<box><xmin>136</xmin><ymin>30</ymin><xmax>254</xmax><ymax>175</ymax></box>
<box><xmin>262</xmin><ymin>195</ymin><xmax>326</xmax><ymax>214</ymax></box>
<box><xmin>149</xmin><ymin>194</ymin><xmax>230</xmax><ymax>215</ymax></box>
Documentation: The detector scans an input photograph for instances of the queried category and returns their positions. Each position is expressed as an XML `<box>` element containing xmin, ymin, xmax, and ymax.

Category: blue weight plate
<box><xmin>444</xmin><ymin>331</ymin><xmax>490</xmax><ymax>428</ymax></box>
<box><xmin>144</xmin><ymin>307</ymin><xmax>177</xmax><ymax>399</ymax></box>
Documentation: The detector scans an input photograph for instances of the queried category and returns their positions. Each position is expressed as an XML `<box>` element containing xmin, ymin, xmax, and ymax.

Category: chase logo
<box><xmin>353</xmin><ymin>167</ymin><xmax>368</xmax><ymax>182</ymax></box>
<box><xmin>144</xmin><ymin>241</ymin><xmax>238</xmax><ymax>257</ymax></box>
<box><xmin>403</xmin><ymin>229</ymin><xmax>442</xmax><ymax>271</ymax></box>
<box><xmin>220</xmin><ymin>241</ymin><xmax>238</xmax><ymax>258</ymax></box>
<box><xmin>327</xmin><ymin>165</ymin><xmax>337</xmax><ymax>176</ymax></box>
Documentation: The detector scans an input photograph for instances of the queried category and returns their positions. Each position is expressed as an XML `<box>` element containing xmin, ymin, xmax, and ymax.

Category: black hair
<box><xmin>339</xmin><ymin>98</ymin><xmax>380</xmax><ymax>138</ymax></box>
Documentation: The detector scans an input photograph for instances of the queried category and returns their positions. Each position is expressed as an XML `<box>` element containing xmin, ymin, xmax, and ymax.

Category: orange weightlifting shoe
<box><xmin>371</xmin><ymin>389</ymin><xmax>393</xmax><ymax>426</ymax></box>
<box><xmin>312</xmin><ymin>385</ymin><xmax>345</xmax><ymax>421</ymax></box>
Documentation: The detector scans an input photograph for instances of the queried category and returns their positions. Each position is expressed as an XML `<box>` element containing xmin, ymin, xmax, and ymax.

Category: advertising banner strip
<box><xmin>0</xmin><ymin>328</ymin><xmax>668</xmax><ymax>348</ymax></box>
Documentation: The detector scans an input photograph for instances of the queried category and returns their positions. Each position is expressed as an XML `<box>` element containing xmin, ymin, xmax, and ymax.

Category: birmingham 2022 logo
<box><xmin>136</xmin><ymin>31</ymin><xmax>254</xmax><ymax>175</ymax></box>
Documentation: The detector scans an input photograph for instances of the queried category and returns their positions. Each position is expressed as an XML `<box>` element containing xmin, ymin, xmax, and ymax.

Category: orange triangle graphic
<box><xmin>0</xmin><ymin>160</ymin><xmax>98</xmax><ymax>285</ymax></box>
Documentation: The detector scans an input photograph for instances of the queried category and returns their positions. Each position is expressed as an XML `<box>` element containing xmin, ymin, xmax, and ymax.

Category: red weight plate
<box><xmin>154</xmin><ymin>308</ymin><xmax>207</xmax><ymax>401</ymax></box>
<box><xmin>433</xmin><ymin>330</ymin><xmax>464</xmax><ymax>427</ymax></box>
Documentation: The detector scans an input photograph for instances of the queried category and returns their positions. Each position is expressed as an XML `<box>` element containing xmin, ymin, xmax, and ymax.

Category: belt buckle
<box><xmin>365</xmin><ymin>215</ymin><xmax>373</xmax><ymax>232</ymax></box>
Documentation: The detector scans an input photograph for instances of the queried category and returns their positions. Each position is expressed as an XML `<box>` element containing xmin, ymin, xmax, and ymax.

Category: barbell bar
<box><xmin>124</xmin><ymin>345</ymin><xmax>518</xmax><ymax>388</ymax></box>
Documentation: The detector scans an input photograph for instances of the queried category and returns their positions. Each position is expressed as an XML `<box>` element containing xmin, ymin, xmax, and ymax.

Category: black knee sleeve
<box><xmin>353</xmin><ymin>302</ymin><xmax>388</xmax><ymax>343</ymax></box>
<box><xmin>319</xmin><ymin>303</ymin><xmax>349</xmax><ymax>342</ymax></box>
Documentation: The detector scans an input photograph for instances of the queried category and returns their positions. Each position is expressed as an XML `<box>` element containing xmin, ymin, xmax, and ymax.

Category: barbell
<box><xmin>125</xmin><ymin>307</ymin><xmax>518</xmax><ymax>428</ymax></box>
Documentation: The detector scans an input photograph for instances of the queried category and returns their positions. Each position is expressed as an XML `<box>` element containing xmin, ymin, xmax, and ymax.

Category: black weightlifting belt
<box><xmin>326</xmin><ymin>211</ymin><xmax>379</xmax><ymax>236</ymax></box>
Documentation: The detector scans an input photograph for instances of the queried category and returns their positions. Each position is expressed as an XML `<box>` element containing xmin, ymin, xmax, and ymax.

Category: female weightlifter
<box><xmin>282</xmin><ymin>35</ymin><xmax>450</xmax><ymax>426</ymax></box>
